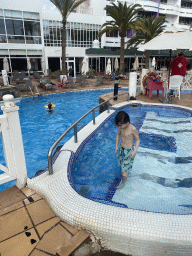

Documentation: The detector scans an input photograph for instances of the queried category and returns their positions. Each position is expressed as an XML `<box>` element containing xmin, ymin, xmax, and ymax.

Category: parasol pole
<box><xmin>167</xmin><ymin>49</ymin><xmax>172</xmax><ymax>89</ymax></box>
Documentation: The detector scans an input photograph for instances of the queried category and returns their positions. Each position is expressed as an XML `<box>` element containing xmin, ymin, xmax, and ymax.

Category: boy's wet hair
<box><xmin>115</xmin><ymin>111</ymin><xmax>130</xmax><ymax>125</ymax></box>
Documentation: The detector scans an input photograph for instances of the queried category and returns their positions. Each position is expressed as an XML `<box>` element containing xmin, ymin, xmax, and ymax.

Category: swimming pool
<box><xmin>0</xmin><ymin>88</ymin><xmax>124</xmax><ymax>191</ymax></box>
<box><xmin>27</xmin><ymin>101</ymin><xmax>192</xmax><ymax>256</ymax></box>
<box><xmin>72</xmin><ymin>104</ymin><xmax>192</xmax><ymax>214</ymax></box>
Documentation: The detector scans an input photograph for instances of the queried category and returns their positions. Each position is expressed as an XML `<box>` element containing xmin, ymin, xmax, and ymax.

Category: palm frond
<box><xmin>127</xmin><ymin>15</ymin><xmax>166</xmax><ymax>48</ymax></box>
<box><xmin>50</xmin><ymin>0</ymin><xmax>87</xmax><ymax>18</ymax></box>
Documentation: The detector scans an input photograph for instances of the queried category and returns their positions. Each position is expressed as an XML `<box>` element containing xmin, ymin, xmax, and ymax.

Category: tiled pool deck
<box><xmin>1</xmin><ymin>87</ymin><xmax>192</xmax><ymax>256</ymax></box>
<box><xmin>0</xmin><ymin>186</ymin><xmax>90</xmax><ymax>256</ymax></box>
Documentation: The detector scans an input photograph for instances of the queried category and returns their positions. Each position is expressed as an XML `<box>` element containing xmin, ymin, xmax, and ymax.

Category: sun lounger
<box><xmin>12</xmin><ymin>72</ymin><xmax>23</xmax><ymax>84</ymax></box>
<box><xmin>34</xmin><ymin>71</ymin><xmax>42</xmax><ymax>81</ymax></box>
<box><xmin>40</xmin><ymin>78</ymin><xmax>57</xmax><ymax>90</ymax></box>
<box><xmin>25</xmin><ymin>79</ymin><xmax>35</xmax><ymax>93</ymax></box>
<box><xmin>67</xmin><ymin>77</ymin><xmax>77</xmax><ymax>87</ymax></box>
<box><xmin>95</xmin><ymin>75</ymin><xmax>104</xmax><ymax>86</ymax></box>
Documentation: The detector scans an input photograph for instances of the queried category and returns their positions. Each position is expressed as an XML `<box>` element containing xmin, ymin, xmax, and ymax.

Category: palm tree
<box><xmin>50</xmin><ymin>0</ymin><xmax>87</xmax><ymax>75</ymax></box>
<box><xmin>127</xmin><ymin>15</ymin><xmax>166</xmax><ymax>69</ymax></box>
<box><xmin>98</xmin><ymin>2</ymin><xmax>143</xmax><ymax>74</ymax></box>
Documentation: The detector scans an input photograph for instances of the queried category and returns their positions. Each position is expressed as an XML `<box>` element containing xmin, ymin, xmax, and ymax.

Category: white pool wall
<box><xmin>27</xmin><ymin>101</ymin><xmax>192</xmax><ymax>256</ymax></box>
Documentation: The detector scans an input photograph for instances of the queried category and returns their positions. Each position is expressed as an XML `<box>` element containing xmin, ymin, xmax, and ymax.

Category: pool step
<box><xmin>0</xmin><ymin>186</ymin><xmax>90</xmax><ymax>256</ymax></box>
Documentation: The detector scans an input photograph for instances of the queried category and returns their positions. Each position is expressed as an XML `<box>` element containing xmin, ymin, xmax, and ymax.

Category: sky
<box><xmin>40</xmin><ymin>0</ymin><xmax>57</xmax><ymax>10</ymax></box>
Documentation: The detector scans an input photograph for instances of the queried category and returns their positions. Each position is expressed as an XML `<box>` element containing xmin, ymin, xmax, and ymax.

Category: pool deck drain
<box><xmin>0</xmin><ymin>186</ymin><xmax>90</xmax><ymax>256</ymax></box>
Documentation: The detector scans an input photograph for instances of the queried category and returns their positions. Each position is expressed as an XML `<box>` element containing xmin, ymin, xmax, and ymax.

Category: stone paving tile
<box><xmin>35</xmin><ymin>224</ymin><xmax>73</xmax><ymax>255</ymax></box>
<box><xmin>56</xmin><ymin>230</ymin><xmax>90</xmax><ymax>256</ymax></box>
<box><xmin>23</xmin><ymin>193</ymin><xmax>42</xmax><ymax>206</ymax></box>
<box><xmin>0</xmin><ymin>186</ymin><xmax>26</xmax><ymax>209</ymax></box>
<box><xmin>26</xmin><ymin>199</ymin><xmax>55</xmax><ymax>226</ymax></box>
<box><xmin>0</xmin><ymin>207</ymin><xmax>33</xmax><ymax>242</ymax></box>
<box><xmin>60</xmin><ymin>221</ymin><xmax>79</xmax><ymax>235</ymax></box>
<box><xmin>21</xmin><ymin>187</ymin><xmax>36</xmax><ymax>197</ymax></box>
<box><xmin>0</xmin><ymin>201</ymin><xmax>24</xmax><ymax>216</ymax></box>
<box><xmin>36</xmin><ymin>216</ymin><xmax>61</xmax><ymax>238</ymax></box>
<box><xmin>0</xmin><ymin>228</ymin><xmax>39</xmax><ymax>256</ymax></box>
<box><xmin>30</xmin><ymin>249</ymin><xmax>50</xmax><ymax>255</ymax></box>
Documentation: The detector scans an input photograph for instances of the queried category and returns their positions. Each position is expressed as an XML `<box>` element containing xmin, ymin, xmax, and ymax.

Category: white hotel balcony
<box><xmin>180</xmin><ymin>7</ymin><xmax>192</xmax><ymax>17</ymax></box>
<box><xmin>106</xmin><ymin>1</ymin><xmax>181</xmax><ymax>16</ymax></box>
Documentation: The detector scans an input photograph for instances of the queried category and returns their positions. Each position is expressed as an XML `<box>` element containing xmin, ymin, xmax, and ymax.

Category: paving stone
<box><xmin>30</xmin><ymin>249</ymin><xmax>50</xmax><ymax>255</ymax></box>
<box><xmin>60</xmin><ymin>221</ymin><xmax>79</xmax><ymax>235</ymax></box>
<box><xmin>56</xmin><ymin>230</ymin><xmax>90</xmax><ymax>256</ymax></box>
<box><xmin>21</xmin><ymin>187</ymin><xmax>36</xmax><ymax>197</ymax></box>
<box><xmin>0</xmin><ymin>207</ymin><xmax>33</xmax><ymax>242</ymax></box>
<box><xmin>26</xmin><ymin>199</ymin><xmax>55</xmax><ymax>226</ymax></box>
<box><xmin>23</xmin><ymin>193</ymin><xmax>42</xmax><ymax>206</ymax></box>
<box><xmin>35</xmin><ymin>224</ymin><xmax>73</xmax><ymax>255</ymax></box>
<box><xmin>0</xmin><ymin>228</ymin><xmax>39</xmax><ymax>256</ymax></box>
<box><xmin>36</xmin><ymin>216</ymin><xmax>61</xmax><ymax>238</ymax></box>
<box><xmin>0</xmin><ymin>201</ymin><xmax>24</xmax><ymax>216</ymax></box>
<box><xmin>0</xmin><ymin>186</ymin><xmax>26</xmax><ymax>209</ymax></box>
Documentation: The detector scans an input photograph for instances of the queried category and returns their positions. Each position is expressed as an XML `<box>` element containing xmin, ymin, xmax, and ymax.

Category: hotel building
<box><xmin>0</xmin><ymin>0</ymin><xmax>192</xmax><ymax>76</ymax></box>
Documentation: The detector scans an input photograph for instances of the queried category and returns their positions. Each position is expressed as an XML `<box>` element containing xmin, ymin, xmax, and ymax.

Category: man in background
<box><xmin>170</xmin><ymin>52</ymin><xmax>188</xmax><ymax>77</ymax></box>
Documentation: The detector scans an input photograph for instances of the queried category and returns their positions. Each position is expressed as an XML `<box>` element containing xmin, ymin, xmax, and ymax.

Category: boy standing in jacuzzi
<box><xmin>115</xmin><ymin>111</ymin><xmax>140</xmax><ymax>189</ymax></box>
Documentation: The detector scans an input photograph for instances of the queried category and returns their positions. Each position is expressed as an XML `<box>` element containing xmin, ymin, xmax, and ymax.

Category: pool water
<box><xmin>72</xmin><ymin>104</ymin><xmax>192</xmax><ymax>214</ymax></box>
<box><xmin>0</xmin><ymin>88</ymin><xmax>121</xmax><ymax>191</ymax></box>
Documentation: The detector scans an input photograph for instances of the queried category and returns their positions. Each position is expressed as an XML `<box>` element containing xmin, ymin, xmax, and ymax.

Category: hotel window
<box><xmin>5</xmin><ymin>19</ymin><xmax>25</xmax><ymax>43</ymax></box>
<box><xmin>43</xmin><ymin>20</ymin><xmax>101</xmax><ymax>48</ymax></box>
<box><xmin>24</xmin><ymin>20</ymin><xmax>41</xmax><ymax>44</ymax></box>
<box><xmin>106</xmin><ymin>30</ymin><xmax>118</xmax><ymax>37</ymax></box>
<box><xmin>0</xmin><ymin>18</ymin><xmax>6</xmax><ymax>43</ymax></box>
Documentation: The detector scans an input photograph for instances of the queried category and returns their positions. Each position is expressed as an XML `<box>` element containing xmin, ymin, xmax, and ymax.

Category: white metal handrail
<box><xmin>48</xmin><ymin>92</ymin><xmax>130</xmax><ymax>175</ymax></box>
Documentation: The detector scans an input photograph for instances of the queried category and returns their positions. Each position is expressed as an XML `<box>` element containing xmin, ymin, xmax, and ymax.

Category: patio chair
<box><xmin>145</xmin><ymin>76</ymin><xmax>164</xmax><ymax>100</ymax></box>
<box><xmin>169</xmin><ymin>75</ymin><xmax>183</xmax><ymax>100</ymax></box>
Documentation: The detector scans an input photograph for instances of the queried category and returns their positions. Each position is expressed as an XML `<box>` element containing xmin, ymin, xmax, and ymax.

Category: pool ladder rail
<box><xmin>48</xmin><ymin>92</ymin><xmax>130</xmax><ymax>175</ymax></box>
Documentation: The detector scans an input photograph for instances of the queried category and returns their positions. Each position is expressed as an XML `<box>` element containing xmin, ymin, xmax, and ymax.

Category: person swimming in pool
<box><xmin>115</xmin><ymin>111</ymin><xmax>140</xmax><ymax>189</ymax></box>
<box><xmin>48</xmin><ymin>102</ymin><xmax>52</xmax><ymax>109</ymax></box>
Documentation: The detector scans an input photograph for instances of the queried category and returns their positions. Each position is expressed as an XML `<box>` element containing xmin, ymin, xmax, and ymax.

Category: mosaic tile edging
<box><xmin>27</xmin><ymin>102</ymin><xmax>192</xmax><ymax>256</ymax></box>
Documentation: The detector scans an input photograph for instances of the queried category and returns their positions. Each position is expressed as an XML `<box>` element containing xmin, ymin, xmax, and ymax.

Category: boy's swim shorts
<box><xmin>118</xmin><ymin>146</ymin><xmax>134</xmax><ymax>174</ymax></box>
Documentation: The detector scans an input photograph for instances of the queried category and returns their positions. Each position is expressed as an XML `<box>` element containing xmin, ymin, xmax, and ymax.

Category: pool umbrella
<box><xmin>138</xmin><ymin>25</ymin><xmax>190</xmax><ymax>52</ymax></box>
<box><xmin>81</xmin><ymin>56</ymin><xmax>89</xmax><ymax>75</ymax></box>
<box><xmin>41</xmin><ymin>57</ymin><xmax>46</xmax><ymax>76</ymax></box>
<box><xmin>106</xmin><ymin>58</ymin><xmax>111</xmax><ymax>75</ymax></box>
<box><xmin>152</xmin><ymin>57</ymin><xmax>156</xmax><ymax>68</ymax></box>
<box><xmin>133</xmin><ymin>56</ymin><xmax>139</xmax><ymax>71</ymax></box>
<box><xmin>3</xmin><ymin>57</ymin><xmax>9</xmax><ymax>72</ymax></box>
<box><xmin>114</xmin><ymin>57</ymin><xmax>119</xmax><ymax>71</ymax></box>
<box><xmin>27</xmin><ymin>57</ymin><xmax>31</xmax><ymax>76</ymax></box>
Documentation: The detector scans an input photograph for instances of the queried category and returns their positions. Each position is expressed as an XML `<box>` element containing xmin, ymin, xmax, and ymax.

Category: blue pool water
<box><xmin>0</xmin><ymin>88</ymin><xmax>122</xmax><ymax>191</ymax></box>
<box><xmin>72</xmin><ymin>104</ymin><xmax>192</xmax><ymax>214</ymax></box>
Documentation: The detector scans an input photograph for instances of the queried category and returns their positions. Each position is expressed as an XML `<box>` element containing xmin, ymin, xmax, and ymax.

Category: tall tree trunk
<box><xmin>145</xmin><ymin>50</ymin><xmax>150</xmax><ymax>69</ymax></box>
<box><xmin>120</xmin><ymin>36</ymin><xmax>125</xmax><ymax>74</ymax></box>
<box><xmin>62</xmin><ymin>18</ymin><xmax>67</xmax><ymax>75</ymax></box>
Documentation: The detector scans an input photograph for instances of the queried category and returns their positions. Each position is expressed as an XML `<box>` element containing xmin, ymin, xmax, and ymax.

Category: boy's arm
<box><xmin>115</xmin><ymin>129</ymin><xmax>121</xmax><ymax>154</ymax></box>
<box><xmin>130</xmin><ymin>127</ymin><xmax>140</xmax><ymax>158</ymax></box>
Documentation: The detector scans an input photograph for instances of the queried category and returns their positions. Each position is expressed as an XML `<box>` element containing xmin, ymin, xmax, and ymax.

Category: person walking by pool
<box><xmin>115</xmin><ymin>111</ymin><xmax>140</xmax><ymax>189</ymax></box>
<box><xmin>169</xmin><ymin>52</ymin><xmax>188</xmax><ymax>95</ymax></box>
